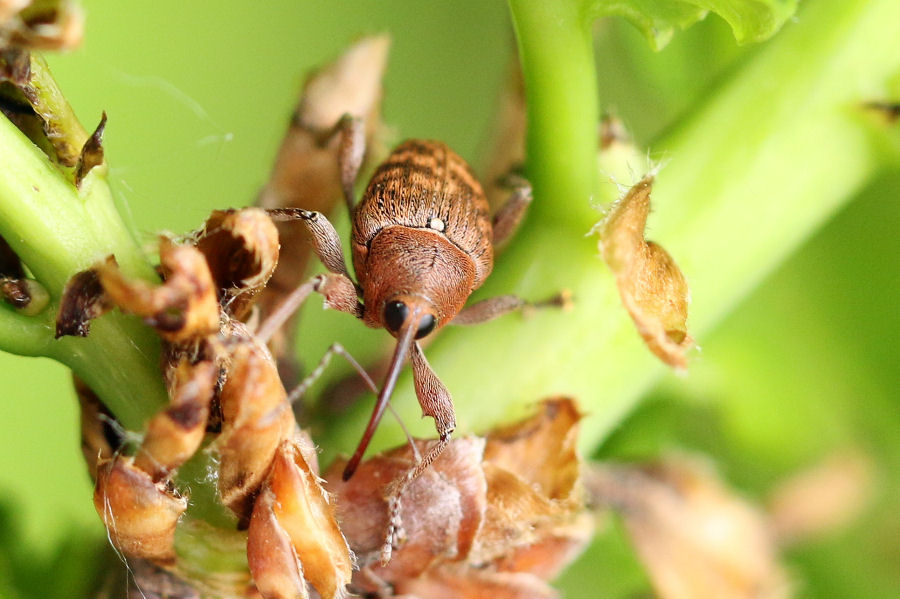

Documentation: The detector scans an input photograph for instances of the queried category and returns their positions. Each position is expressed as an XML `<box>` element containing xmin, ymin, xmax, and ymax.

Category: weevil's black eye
<box><xmin>415</xmin><ymin>314</ymin><xmax>436</xmax><ymax>339</ymax></box>
<box><xmin>383</xmin><ymin>301</ymin><xmax>409</xmax><ymax>334</ymax></box>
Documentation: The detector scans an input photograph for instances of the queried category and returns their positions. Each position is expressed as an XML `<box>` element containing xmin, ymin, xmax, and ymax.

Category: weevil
<box><xmin>264</xmin><ymin>116</ymin><xmax>548</xmax><ymax>558</ymax></box>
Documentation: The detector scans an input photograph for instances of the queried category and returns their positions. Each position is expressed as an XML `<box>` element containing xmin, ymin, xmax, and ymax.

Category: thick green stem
<box><xmin>0</xmin><ymin>67</ymin><xmax>166</xmax><ymax>429</ymax></box>
<box><xmin>314</xmin><ymin>0</ymin><xmax>900</xmax><ymax>462</ymax></box>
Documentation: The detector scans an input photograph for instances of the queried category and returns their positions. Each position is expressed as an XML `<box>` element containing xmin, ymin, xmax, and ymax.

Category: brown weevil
<box><xmin>264</xmin><ymin>115</ymin><xmax>547</xmax><ymax>560</ymax></box>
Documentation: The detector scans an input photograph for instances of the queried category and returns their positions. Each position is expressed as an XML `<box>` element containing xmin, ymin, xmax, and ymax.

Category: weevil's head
<box><xmin>381</xmin><ymin>295</ymin><xmax>436</xmax><ymax>340</ymax></box>
<box><xmin>356</xmin><ymin>225</ymin><xmax>476</xmax><ymax>337</ymax></box>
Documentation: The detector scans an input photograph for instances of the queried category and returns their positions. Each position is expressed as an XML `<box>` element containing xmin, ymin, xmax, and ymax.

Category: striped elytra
<box><xmin>351</xmin><ymin>140</ymin><xmax>493</xmax><ymax>333</ymax></box>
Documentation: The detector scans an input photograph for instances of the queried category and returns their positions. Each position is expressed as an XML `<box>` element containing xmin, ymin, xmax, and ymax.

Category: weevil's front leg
<box><xmin>450</xmin><ymin>290</ymin><xmax>572</xmax><ymax>326</ymax></box>
<box><xmin>380</xmin><ymin>341</ymin><xmax>455</xmax><ymax>564</ymax></box>
<box><xmin>256</xmin><ymin>271</ymin><xmax>361</xmax><ymax>344</ymax></box>
<box><xmin>267</xmin><ymin>207</ymin><xmax>353</xmax><ymax>282</ymax></box>
<box><xmin>491</xmin><ymin>172</ymin><xmax>533</xmax><ymax>249</ymax></box>
<box><xmin>336</xmin><ymin>114</ymin><xmax>365</xmax><ymax>214</ymax></box>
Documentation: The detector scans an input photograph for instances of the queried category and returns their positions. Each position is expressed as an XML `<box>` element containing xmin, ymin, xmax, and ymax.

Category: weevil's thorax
<box><xmin>351</xmin><ymin>139</ymin><xmax>494</xmax><ymax>295</ymax></box>
<box><xmin>354</xmin><ymin>226</ymin><xmax>476</xmax><ymax>332</ymax></box>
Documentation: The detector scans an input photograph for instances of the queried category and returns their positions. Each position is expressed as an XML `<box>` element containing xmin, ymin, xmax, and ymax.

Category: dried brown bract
<box><xmin>215</xmin><ymin>334</ymin><xmax>296</xmax><ymax>519</ymax></box>
<box><xmin>596</xmin><ymin>176</ymin><xmax>692</xmax><ymax>369</ymax></box>
<box><xmin>327</xmin><ymin>398</ymin><xmax>591</xmax><ymax>599</ymax></box>
<box><xmin>94</xmin><ymin>455</ymin><xmax>187</xmax><ymax>565</ymax></box>
<box><xmin>0</xmin><ymin>233</ymin><xmax>47</xmax><ymax>314</ymax></box>
<box><xmin>56</xmin><ymin>265</ymin><xmax>110</xmax><ymax>337</ymax></box>
<box><xmin>587</xmin><ymin>456</ymin><xmax>790</xmax><ymax>599</ymax></box>
<box><xmin>767</xmin><ymin>448</ymin><xmax>874</xmax><ymax>546</ymax></box>
<box><xmin>74</xmin><ymin>110</ymin><xmax>105</xmax><ymax>186</ymax></box>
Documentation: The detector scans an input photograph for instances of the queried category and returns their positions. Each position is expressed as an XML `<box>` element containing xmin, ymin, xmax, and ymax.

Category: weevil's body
<box><xmin>269</xmin><ymin>128</ymin><xmax>536</xmax><ymax>560</ymax></box>
<box><xmin>352</xmin><ymin>140</ymin><xmax>493</xmax><ymax>332</ymax></box>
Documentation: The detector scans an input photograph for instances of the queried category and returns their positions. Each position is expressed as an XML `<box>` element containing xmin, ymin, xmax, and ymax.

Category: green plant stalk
<box><xmin>0</xmin><ymin>103</ymin><xmax>166</xmax><ymax>430</ymax></box>
<box><xmin>314</xmin><ymin>0</ymin><xmax>900</xmax><ymax>463</ymax></box>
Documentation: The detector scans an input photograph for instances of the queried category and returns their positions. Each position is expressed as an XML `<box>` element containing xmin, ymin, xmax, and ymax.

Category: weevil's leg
<box><xmin>256</xmin><ymin>272</ymin><xmax>361</xmax><ymax>344</ymax></box>
<box><xmin>267</xmin><ymin>208</ymin><xmax>354</xmax><ymax>282</ymax></box>
<box><xmin>286</xmin><ymin>342</ymin><xmax>420</xmax><ymax>460</ymax></box>
<box><xmin>336</xmin><ymin>114</ymin><xmax>366</xmax><ymax>215</ymax></box>
<box><xmin>491</xmin><ymin>172</ymin><xmax>533</xmax><ymax>249</ymax></box>
<box><xmin>450</xmin><ymin>290</ymin><xmax>572</xmax><ymax>326</ymax></box>
<box><xmin>380</xmin><ymin>341</ymin><xmax>455</xmax><ymax>564</ymax></box>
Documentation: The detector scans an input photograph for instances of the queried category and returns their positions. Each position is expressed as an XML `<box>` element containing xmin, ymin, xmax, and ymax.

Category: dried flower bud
<box><xmin>327</xmin><ymin>399</ymin><xmax>591</xmax><ymax>598</ymax></box>
<box><xmin>93</xmin><ymin>456</ymin><xmax>187</xmax><ymax>565</ymax></box>
<box><xmin>596</xmin><ymin>176</ymin><xmax>692</xmax><ymax>369</ymax></box>
<box><xmin>328</xmin><ymin>437</ymin><xmax>487</xmax><ymax>582</ymax></box>
<box><xmin>588</xmin><ymin>456</ymin><xmax>789</xmax><ymax>599</ymax></box>
<box><xmin>216</xmin><ymin>337</ymin><xmax>295</xmax><ymax>519</ymax></box>
<box><xmin>0</xmin><ymin>0</ymin><xmax>84</xmax><ymax>51</ymax></box>
<box><xmin>256</xmin><ymin>36</ymin><xmax>389</xmax><ymax>372</ymax></box>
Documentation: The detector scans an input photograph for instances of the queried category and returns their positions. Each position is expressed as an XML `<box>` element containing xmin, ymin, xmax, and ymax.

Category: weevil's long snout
<box><xmin>342</xmin><ymin>306</ymin><xmax>431</xmax><ymax>481</ymax></box>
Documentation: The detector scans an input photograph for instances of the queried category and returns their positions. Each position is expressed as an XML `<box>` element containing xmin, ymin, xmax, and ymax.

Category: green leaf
<box><xmin>586</xmin><ymin>0</ymin><xmax>798</xmax><ymax>49</ymax></box>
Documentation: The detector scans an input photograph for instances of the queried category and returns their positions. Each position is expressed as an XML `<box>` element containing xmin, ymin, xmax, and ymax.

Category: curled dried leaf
<box><xmin>249</xmin><ymin>435</ymin><xmax>352</xmax><ymax>599</ymax></box>
<box><xmin>96</xmin><ymin>238</ymin><xmax>219</xmax><ymax>342</ymax></box>
<box><xmin>194</xmin><ymin>208</ymin><xmax>280</xmax><ymax>321</ymax></box>
<box><xmin>0</xmin><ymin>0</ymin><xmax>83</xmax><ymax>51</ymax></box>
<box><xmin>597</xmin><ymin>176</ymin><xmax>692</xmax><ymax>369</ymax></box>
<box><xmin>587</xmin><ymin>456</ymin><xmax>789</xmax><ymax>599</ymax></box>
<box><xmin>94</xmin><ymin>456</ymin><xmax>187</xmax><ymax>564</ymax></box>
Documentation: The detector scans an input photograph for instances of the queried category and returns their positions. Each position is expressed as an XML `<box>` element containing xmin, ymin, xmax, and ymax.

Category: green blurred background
<box><xmin>1</xmin><ymin>1</ymin><xmax>898</xmax><ymax>597</ymax></box>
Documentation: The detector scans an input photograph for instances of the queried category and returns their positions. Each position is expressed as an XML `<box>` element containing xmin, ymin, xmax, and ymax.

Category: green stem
<box><xmin>0</xmin><ymin>64</ymin><xmax>167</xmax><ymax>430</ymax></box>
<box><xmin>509</xmin><ymin>0</ymin><xmax>601</xmax><ymax>227</ymax></box>
<box><xmin>313</xmin><ymin>0</ymin><xmax>900</xmax><ymax>462</ymax></box>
